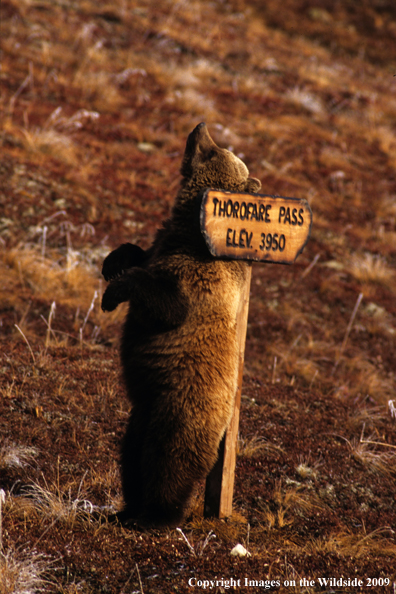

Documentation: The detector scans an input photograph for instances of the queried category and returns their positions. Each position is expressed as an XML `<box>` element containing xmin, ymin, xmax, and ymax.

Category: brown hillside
<box><xmin>0</xmin><ymin>0</ymin><xmax>395</xmax><ymax>592</ymax></box>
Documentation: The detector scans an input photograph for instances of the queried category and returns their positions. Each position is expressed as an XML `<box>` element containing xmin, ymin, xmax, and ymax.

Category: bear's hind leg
<box><xmin>117</xmin><ymin>407</ymin><xmax>149</xmax><ymax>524</ymax></box>
<box><xmin>136</xmin><ymin>429</ymin><xmax>206</xmax><ymax>529</ymax></box>
<box><xmin>119</xmin><ymin>409</ymin><xmax>211</xmax><ymax>530</ymax></box>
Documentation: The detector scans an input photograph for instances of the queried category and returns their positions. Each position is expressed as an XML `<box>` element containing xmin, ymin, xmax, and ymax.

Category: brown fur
<box><xmin>101</xmin><ymin>123</ymin><xmax>261</xmax><ymax>528</ymax></box>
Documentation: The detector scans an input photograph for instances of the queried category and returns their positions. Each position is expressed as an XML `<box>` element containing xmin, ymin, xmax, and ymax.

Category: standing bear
<box><xmin>101</xmin><ymin>122</ymin><xmax>261</xmax><ymax>528</ymax></box>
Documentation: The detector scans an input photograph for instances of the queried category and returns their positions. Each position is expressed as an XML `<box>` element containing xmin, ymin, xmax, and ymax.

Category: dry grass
<box><xmin>14</xmin><ymin>475</ymin><xmax>99</xmax><ymax>527</ymax></box>
<box><xmin>303</xmin><ymin>527</ymin><xmax>396</xmax><ymax>558</ymax></box>
<box><xmin>269</xmin><ymin>336</ymin><xmax>325</xmax><ymax>387</ymax></box>
<box><xmin>285</xmin><ymin>87</ymin><xmax>325</xmax><ymax>116</ymax></box>
<box><xmin>347</xmin><ymin>404</ymin><xmax>388</xmax><ymax>433</ymax></box>
<box><xmin>0</xmin><ymin>547</ymin><xmax>55</xmax><ymax>594</ymax></box>
<box><xmin>0</xmin><ymin>490</ymin><xmax>55</xmax><ymax>594</ymax></box>
<box><xmin>295</xmin><ymin>461</ymin><xmax>319</xmax><ymax>480</ymax></box>
<box><xmin>0</xmin><ymin>0</ymin><xmax>395</xmax><ymax>589</ymax></box>
<box><xmin>363</xmin><ymin>302</ymin><xmax>395</xmax><ymax>337</ymax></box>
<box><xmin>341</xmin><ymin>358</ymin><xmax>395</xmax><ymax>404</ymax></box>
<box><xmin>176</xmin><ymin>528</ymin><xmax>217</xmax><ymax>558</ymax></box>
<box><xmin>335</xmin><ymin>431</ymin><xmax>396</xmax><ymax>478</ymax></box>
<box><xmin>0</xmin><ymin>444</ymin><xmax>39</xmax><ymax>471</ymax></box>
<box><xmin>19</xmin><ymin>108</ymin><xmax>98</xmax><ymax>166</ymax></box>
<box><xmin>347</xmin><ymin>252</ymin><xmax>395</xmax><ymax>286</ymax></box>
<box><xmin>389</xmin><ymin>400</ymin><xmax>396</xmax><ymax>421</ymax></box>
<box><xmin>73</xmin><ymin>71</ymin><xmax>125</xmax><ymax>112</ymax></box>
<box><xmin>237</xmin><ymin>435</ymin><xmax>284</xmax><ymax>458</ymax></box>
<box><xmin>4</xmin><ymin>245</ymin><xmax>98</xmax><ymax>306</ymax></box>
<box><xmin>1</xmin><ymin>243</ymin><xmax>126</xmax><ymax>347</ymax></box>
<box><xmin>261</xmin><ymin>284</ymin><xmax>395</xmax><ymax>402</ymax></box>
<box><xmin>256</xmin><ymin>484</ymin><xmax>324</xmax><ymax>530</ymax></box>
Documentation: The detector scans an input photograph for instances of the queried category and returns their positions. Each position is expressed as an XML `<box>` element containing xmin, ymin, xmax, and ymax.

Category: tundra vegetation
<box><xmin>0</xmin><ymin>0</ymin><xmax>395</xmax><ymax>592</ymax></box>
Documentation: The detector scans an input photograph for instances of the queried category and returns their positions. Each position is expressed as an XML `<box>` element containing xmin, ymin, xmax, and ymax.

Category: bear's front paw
<box><xmin>102</xmin><ymin>243</ymin><xmax>147</xmax><ymax>281</ymax></box>
<box><xmin>102</xmin><ymin>253</ymin><xmax>123</xmax><ymax>282</ymax></box>
<box><xmin>101</xmin><ymin>280</ymin><xmax>129</xmax><ymax>312</ymax></box>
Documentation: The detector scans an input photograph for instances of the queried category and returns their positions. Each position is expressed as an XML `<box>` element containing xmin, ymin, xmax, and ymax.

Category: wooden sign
<box><xmin>200</xmin><ymin>190</ymin><xmax>312</xmax><ymax>264</ymax></box>
<box><xmin>202</xmin><ymin>189</ymin><xmax>312</xmax><ymax>520</ymax></box>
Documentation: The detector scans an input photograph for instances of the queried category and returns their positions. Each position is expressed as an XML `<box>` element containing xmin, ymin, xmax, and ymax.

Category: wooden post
<box><xmin>201</xmin><ymin>189</ymin><xmax>312</xmax><ymax>519</ymax></box>
<box><xmin>204</xmin><ymin>264</ymin><xmax>252</xmax><ymax>518</ymax></box>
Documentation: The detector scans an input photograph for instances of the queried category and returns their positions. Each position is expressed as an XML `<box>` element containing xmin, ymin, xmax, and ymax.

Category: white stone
<box><xmin>230</xmin><ymin>544</ymin><xmax>251</xmax><ymax>557</ymax></box>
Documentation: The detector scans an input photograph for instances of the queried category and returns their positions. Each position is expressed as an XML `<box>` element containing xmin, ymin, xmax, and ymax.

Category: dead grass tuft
<box><xmin>187</xmin><ymin>512</ymin><xmax>248</xmax><ymax>545</ymax></box>
<box><xmin>87</xmin><ymin>464</ymin><xmax>122</xmax><ymax>511</ymax></box>
<box><xmin>389</xmin><ymin>400</ymin><xmax>396</xmax><ymax>421</ymax></box>
<box><xmin>2</xmin><ymin>243</ymin><xmax>126</xmax><ymax>343</ymax></box>
<box><xmin>346</xmin><ymin>358</ymin><xmax>395</xmax><ymax>404</ymax></box>
<box><xmin>350</xmin><ymin>440</ymin><xmax>396</xmax><ymax>477</ymax></box>
<box><xmin>285</xmin><ymin>87</ymin><xmax>325</xmax><ymax>116</ymax></box>
<box><xmin>257</xmin><ymin>484</ymin><xmax>324</xmax><ymax>530</ymax></box>
<box><xmin>5</xmin><ymin>107</ymin><xmax>99</xmax><ymax>166</ymax></box>
<box><xmin>347</xmin><ymin>252</ymin><xmax>395</xmax><ymax>286</ymax></box>
<box><xmin>169</xmin><ymin>88</ymin><xmax>217</xmax><ymax>118</ymax></box>
<box><xmin>20</xmin><ymin>128</ymin><xmax>78</xmax><ymax>165</ymax></box>
<box><xmin>176</xmin><ymin>527</ymin><xmax>216</xmax><ymax>558</ymax></box>
<box><xmin>0</xmin><ymin>444</ymin><xmax>39</xmax><ymax>471</ymax></box>
<box><xmin>0</xmin><ymin>547</ymin><xmax>55</xmax><ymax>594</ymax></box>
<box><xmin>337</xmin><ymin>430</ymin><xmax>396</xmax><ymax>478</ymax></box>
<box><xmin>367</xmin><ymin>125</ymin><xmax>396</xmax><ymax>166</ymax></box>
<box><xmin>237</xmin><ymin>435</ymin><xmax>284</xmax><ymax>458</ymax></box>
<box><xmin>347</xmin><ymin>404</ymin><xmax>387</xmax><ymax>433</ymax></box>
<box><xmin>73</xmin><ymin>71</ymin><xmax>125</xmax><ymax>112</ymax></box>
<box><xmin>363</xmin><ymin>302</ymin><xmax>395</xmax><ymax>337</ymax></box>
<box><xmin>16</xmin><ymin>475</ymin><xmax>98</xmax><ymax>527</ymax></box>
<box><xmin>303</xmin><ymin>527</ymin><xmax>396</xmax><ymax>558</ymax></box>
<box><xmin>295</xmin><ymin>461</ymin><xmax>319</xmax><ymax>480</ymax></box>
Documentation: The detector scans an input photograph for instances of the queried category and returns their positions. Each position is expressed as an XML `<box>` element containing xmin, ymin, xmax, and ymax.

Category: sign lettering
<box><xmin>200</xmin><ymin>190</ymin><xmax>312</xmax><ymax>264</ymax></box>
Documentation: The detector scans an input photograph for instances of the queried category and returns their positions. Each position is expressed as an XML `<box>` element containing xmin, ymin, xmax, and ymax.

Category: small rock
<box><xmin>137</xmin><ymin>142</ymin><xmax>156</xmax><ymax>154</ymax></box>
<box><xmin>230</xmin><ymin>544</ymin><xmax>251</xmax><ymax>557</ymax></box>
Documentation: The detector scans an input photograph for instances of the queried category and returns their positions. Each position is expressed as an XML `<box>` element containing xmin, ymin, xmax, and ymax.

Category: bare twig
<box><xmin>360</xmin><ymin>423</ymin><xmax>396</xmax><ymax>450</ymax></box>
<box><xmin>176</xmin><ymin>528</ymin><xmax>216</xmax><ymax>557</ymax></box>
<box><xmin>309</xmin><ymin>369</ymin><xmax>318</xmax><ymax>389</ymax></box>
<box><xmin>332</xmin><ymin>292</ymin><xmax>363</xmax><ymax>374</ymax></box>
<box><xmin>136</xmin><ymin>562</ymin><xmax>144</xmax><ymax>594</ymax></box>
<box><xmin>15</xmin><ymin>324</ymin><xmax>36</xmax><ymax>364</ymax></box>
<box><xmin>301</xmin><ymin>253</ymin><xmax>320</xmax><ymax>279</ymax></box>
<box><xmin>41</xmin><ymin>301</ymin><xmax>56</xmax><ymax>349</ymax></box>
<box><xmin>176</xmin><ymin>527</ymin><xmax>196</xmax><ymax>556</ymax></box>
<box><xmin>79</xmin><ymin>291</ymin><xmax>98</xmax><ymax>344</ymax></box>
<box><xmin>7</xmin><ymin>63</ymin><xmax>33</xmax><ymax>119</ymax></box>
<box><xmin>271</xmin><ymin>356</ymin><xmax>277</xmax><ymax>384</ymax></box>
<box><xmin>41</xmin><ymin>225</ymin><xmax>48</xmax><ymax>259</ymax></box>
<box><xmin>0</xmin><ymin>489</ymin><xmax>5</xmax><ymax>551</ymax></box>
<box><xmin>360</xmin><ymin>440</ymin><xmax>396</xmax><ymax>451</ymax></box>
<box><xmin>246</xmin><ymin>523</ymin><xmax>250</xmax><ymax>549</ymax></box>
<box><xmin>198</xmin><ymin>530</ymin><xmax>216</xmax><ymax>555</ymax></box>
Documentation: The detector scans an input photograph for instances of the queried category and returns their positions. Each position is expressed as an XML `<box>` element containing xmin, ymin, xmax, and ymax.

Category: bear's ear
<box><xmin>245</xmin><ymin>177</ymin><xmax>261</xmax><ymax>193</ymax></box>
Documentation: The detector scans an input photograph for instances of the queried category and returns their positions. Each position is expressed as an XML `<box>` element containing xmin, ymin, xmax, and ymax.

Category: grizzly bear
<box><xmin>101</xmin><ymin>122</ymin><xmax>261</xmax><ymax>528</ymax></box>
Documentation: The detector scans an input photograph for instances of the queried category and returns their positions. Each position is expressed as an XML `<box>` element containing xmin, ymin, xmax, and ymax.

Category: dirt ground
<box><xmin>0</xmin><ymin>0</ymin><xmax>395</xmax><ymax>592</ymax></box>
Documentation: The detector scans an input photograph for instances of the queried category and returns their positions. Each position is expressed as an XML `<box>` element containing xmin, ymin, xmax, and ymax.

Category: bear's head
<box><xmin>180</xmin><ymin>123</ymin><xmax>261</xmax><ymax>195</ymax></box>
